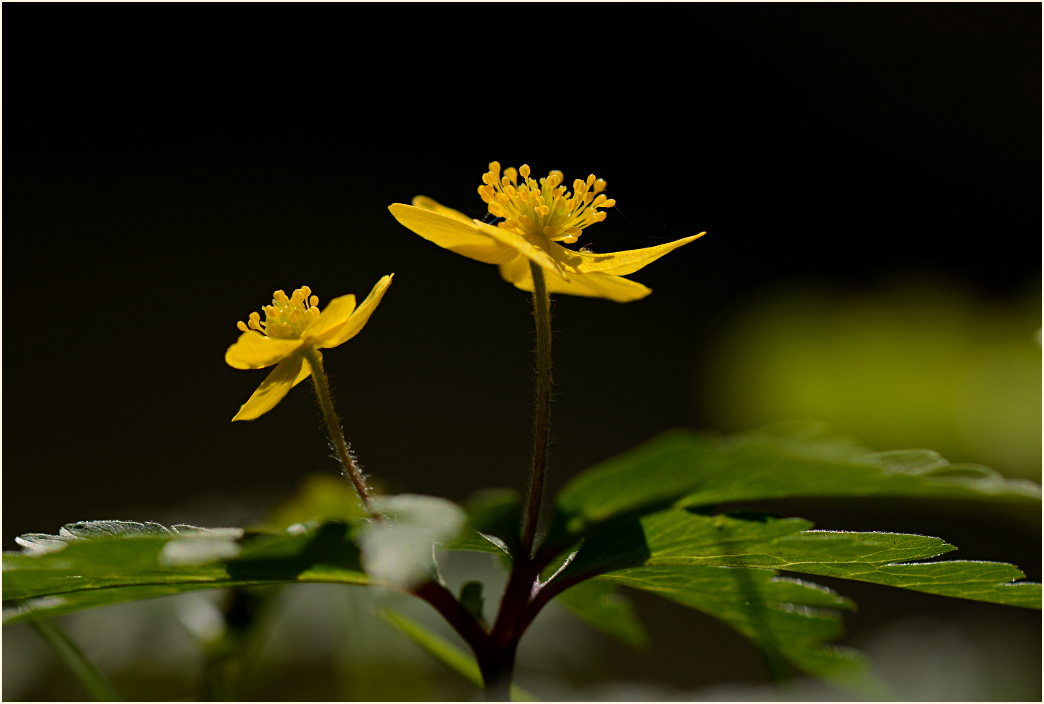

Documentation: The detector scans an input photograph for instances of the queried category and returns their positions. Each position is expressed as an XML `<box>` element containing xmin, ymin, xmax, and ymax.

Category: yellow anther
<box><xmin>280</xmin><ymin>322</ymin><xmax>292</xmax><ymax>336</ymax></box>
<box><xmin>301</xmin><ymin>286</ymin><xmax>311</xmax><ymax>299</ymax></box>
<box><xmin>309</xmin><ymin>295</ymin><xmax>319</xmax><ymax>307</ymax></box>
<box><xmin>476</xmin><ymin>162</ymin><xmax>617</xmax><ymax>244</ymax></box>
<box><xmin>489</xmin><ymin>161</ymin><xmax>501</xmax><ymax>175</ymax></box>
<box><xmin>289</xmin><ymin>310</ymin><xmax>302</xmax><ymax>323</ymax></box>
<box><xmin>237</xmin><ymin>321</ymin><xmax>249</xmax><ymax>332</ymax></box>
<box><xmin>273</xmin><ymin>290</ymin><xmax>288</xmax><ymax>303</ymax></box>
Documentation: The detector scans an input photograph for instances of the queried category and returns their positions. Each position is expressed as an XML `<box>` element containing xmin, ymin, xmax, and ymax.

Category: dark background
<box><xmin>5</xmin><ymin>5</ymin><xmax>1040</xmax><ymax>698</ymax></box>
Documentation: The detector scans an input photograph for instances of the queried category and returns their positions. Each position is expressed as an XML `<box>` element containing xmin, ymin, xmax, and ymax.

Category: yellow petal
<box><xmin>303</xmin><ymin>294</ymin><xmax>356</xmax><ymax>345</ymax></box>
<box><xmin>411</xmin><ymin>195</ymin><xmax>474</xmax><ymax>223</ymax></box>
<box><xmin>225</xmin><ymin>331</ymin><xmax>304</xmax><ymax>370</ymax></box>
<box><xmin>473</xmin><ymin>220</ymin><xmax>569</xmax><ymax>281</ymax></box>
<box><xmin>499</xmin><ymin>255</ymin><xmax>651</xmax><ymax>303</ymax></box>
<box><xmin>319</xmin><ymin>274</ymin><xmax>393</xmax><ymax>349</ymax></box>
<box><xmin>389</xmin><ymin>203</ymin><xmax>517</xmax><ymax>265</ymax></box>
<box><xmin>292</xmin><ymin>351</ymin><xmax>315</xmax><ymax>387</ymax></box>
<box><xmin>556</xmin><ymin>232</ymin><xmax>706</xmax><ymax>276</ymax></box>
<box><xmin>232</xmin><ymin>354</ymin><xmax>304</xmax><ymax>421</ymax></box>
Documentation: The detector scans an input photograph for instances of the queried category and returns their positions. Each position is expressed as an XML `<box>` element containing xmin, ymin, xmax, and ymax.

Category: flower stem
<box><xmin>29</xmin><ymin>617</ymin><xmax>121</xmax><ymax>701</ymax></box>
<box><xmin>300</xmin><ymin>346</ymin><xmax>381</xmax><ymax>520</ymax></box>
<box><xmin>521</xmin><ymin>262</ymin><xmax>553</xmax><ymax>557</ymax></box>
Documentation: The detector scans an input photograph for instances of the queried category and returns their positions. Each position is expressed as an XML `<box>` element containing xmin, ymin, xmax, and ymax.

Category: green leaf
<box><xmin>440</xmin><ymin>488</ymin><xmax>523</xmax><ymax>558</ymax></box>
<box><xmin>561</xmin><ymin>510</ymin><xmax>1041</xmax><ymax>609</ymax></box>
<box><xmin>262</xmin><ymin>473</ymin><xmax>367</xmax><ymax>531</ymax></box>
<box><xmin>549</xmin><ymin>508</ymin><xmax>1038</xmax><ymax>689</ymax></box>
<box><xmin>553</xmin><ymin>580</ymin><xmax>649</xmax><ymax>650</ymax></box>
<box><xmin>4</xmin><ymin>520</ymin><xmax>368</xmax><ymax>624</ymax></box>
<box><xmin>549</xmin><ymin>423</ymin><xmax>1040</xmax><ymax>545</ymax></box>
<box><xmin>595</xmin><ymin>565</ymin><xmax>881</xmax><ymax>690</ymax></box>
<box><xmin>377</xmin><ymin>608</ymin><xmax>538</xmax><ymax>701</ymax></box>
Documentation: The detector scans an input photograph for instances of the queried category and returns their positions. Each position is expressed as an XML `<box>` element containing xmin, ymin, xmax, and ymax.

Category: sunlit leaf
<box><xmin>3</xmin><ymin>521</ymin><xmax>368</xmax><ymax>624</ymax></box>
<box><xmin>548</xmin><ymin>423</ymin><xmax>1040</xmax><ymax>546</ymax></box>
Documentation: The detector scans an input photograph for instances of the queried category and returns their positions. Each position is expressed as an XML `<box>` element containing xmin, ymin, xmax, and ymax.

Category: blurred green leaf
<box><xmin>359</xmin><ymin>495</ymin><xmax>467</xmax><ymax>588</ymax></box>
<box><xmin>548</xmin><ymin>423</ymin><xmax>1040</xmax><ymax>545</ymax></box>
<box><xmin>378</xmin><ymin>608</ymin><xmax>537</xmax><ymax>701</ymax></box>
<box><xmin>4</xmin><ymin>520</ymin><xmax>368</xmax><ymax>624</ymax></box>
<box><xmin>553</xmin><ymin>580</ymin><xmax>649</xmax><ymax>650</ymax></box>
<box><xmin>263</xmin><ymin>474</ymin><xmax>367</xmax><ymax>530</ymax></box>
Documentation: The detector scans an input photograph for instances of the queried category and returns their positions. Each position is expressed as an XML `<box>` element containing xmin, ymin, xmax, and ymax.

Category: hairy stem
<box><xmin>29</xmin><ymin>617</ymin><xmax>121</xmax><ymax>701</ymax></box>
<box><xmin>301</xmin><ymin>346</ymin><xmax>381</xmax><ymax>520</ymax></box>
<box><xmin>521</xmin><ymin>262</ymin><xmax>553</xmax><ymax>557</ymax></box>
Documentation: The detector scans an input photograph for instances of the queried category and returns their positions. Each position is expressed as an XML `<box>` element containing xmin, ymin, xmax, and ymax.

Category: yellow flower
<box><xmin>225</xmin><ymin>275</ymin><xmax>393</xmax><ymax>421</ymax></box>
<box><xmin>389</xmin><ymin>162</ymin><xmax>705</xmax><ymax>303</ymax></box>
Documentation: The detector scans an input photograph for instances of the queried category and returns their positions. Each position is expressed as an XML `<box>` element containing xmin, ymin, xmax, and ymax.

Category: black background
<box><xmin>5</xmin><ymin>4</ymin><xmax>1040</xmax><ymax>696</ymax></box>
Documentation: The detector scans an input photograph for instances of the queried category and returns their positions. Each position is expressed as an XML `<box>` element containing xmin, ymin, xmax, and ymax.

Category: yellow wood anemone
<box><xmin>225</xmin><ymin>275</ymin><xmax>393</xmax><ymax>421</ymax></box>
<box><xmin>389</xmin><ymin>162</ymin><xmax>704</xmax><ymax>303</ymax></box>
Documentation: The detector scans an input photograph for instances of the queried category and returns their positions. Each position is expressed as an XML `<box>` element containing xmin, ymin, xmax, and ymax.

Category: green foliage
<box><xmin>553</xmin><ymin>580</ymin><xmax>649</xmax><ymax>650</ymax></box>
<box><xmin>548</xmin><ymin>423</ymin><xmax>1040</xmax><ymax>546</ymax></box>
<box><xmin>4</xmin><ymin>427</ymin><xmax>1040</xmax><ymax>696</ymax></box>
<box><xmin>4</xmin><ymin>520</ymin><xmax>368</xmax><ymax>624</ymax></box>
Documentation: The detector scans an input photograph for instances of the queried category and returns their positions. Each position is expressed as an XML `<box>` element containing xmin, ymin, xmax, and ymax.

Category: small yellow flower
<box><xmin>226</xmin><ymin>276</ymin><xmax>393</xmax><ymax>421</ymax></box>
<box><xmin>389</xmin><ymin>162</ymin><xmax>705</xmax><ymax>303</ymax></box>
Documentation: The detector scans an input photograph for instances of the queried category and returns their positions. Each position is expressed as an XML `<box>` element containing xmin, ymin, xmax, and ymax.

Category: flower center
<box><xmin>477</xmin><ymin>161</ymin><xmax>616</xmax><ymax>244</ymax></box>
<box><xmin>236</xmin><ymin>287</ymin><xmax>321</xmax><ymax>339</ymax></box>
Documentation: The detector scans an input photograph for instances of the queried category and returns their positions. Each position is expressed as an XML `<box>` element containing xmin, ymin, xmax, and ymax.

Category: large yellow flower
<box><xmin>225</xmin><ymin>276</ymin><xmax>393</xmax><ymax>421</ymax></box>
<box><xmin>389</xmin><ymin>162</ymin><xmax>704</xmax><ymax>303</ymax></box>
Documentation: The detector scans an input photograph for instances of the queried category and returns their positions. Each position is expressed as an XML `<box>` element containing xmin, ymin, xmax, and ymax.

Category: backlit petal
<box><xmin>232</xmin><ymin>354</ymin><xmax>304</xmax><ymax>421</ymax></box>
<box><xmin>411</xmin><ymin>195</ymin><xmax>474</xmax><ymax>223</ymax></box>
<box><xmin>389</xmin><ymin>203</ymin><xmax>517</xmax><ymax>265</ymax></box>
<box><xmin>225</xmin><ymin>331</ymin><xmax>304</xmax><ymax>370</ymax></box>
<box><xmin>556</xmin><ymin>233</ymin><xmax>706</xmax><ymax>276</ymax></box>
<box><xmin>303</xmin><ymin>294</ymin><xmax>356</xmax><ymax>344</ymax></box>
<box><xmin>319</xmin><ymin>275</ymin><xmax>393</xmax><ymax>348</ymax></box>
<box><xmin>500</xmin><ymin>256</ymin><xmax>651</xmax><ymax>303</ymax></box>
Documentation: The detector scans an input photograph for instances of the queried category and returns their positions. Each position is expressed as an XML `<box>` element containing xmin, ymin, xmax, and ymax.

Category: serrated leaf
<box><xmin>553</xmin><ymin>580</ymin><xmax>649</xmax><ymax>650</ymax></box>
<box><xmin>377</xmin><ymin>608</ymin><xmax>537</xmax><ymax>701</ymax></box>
<box><xmin>596</xmin><ymin>565</ymin><xmax>878</xmax><ymax>689</ymax></box>
<box><xmin>560</xmin><ymin>510</ymin><xmax>1040</xmax><ymax>609</ymax></box>
<box><xmin>549</xmin><ymin>423</ymin><xmax>1040</xmax><ymax>545</ymax></box>
<box><xmin>3</xmin><ymin>521</ymin><xmax>368</xmax><ymax>623</ymax></box>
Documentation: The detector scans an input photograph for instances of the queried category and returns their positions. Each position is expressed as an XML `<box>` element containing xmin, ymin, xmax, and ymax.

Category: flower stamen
<box><xmin>478</xmin><ymin>161</ymin><xmax>616</xmax><ymax>245</ymax></box>
<box><xmin>235</xmin><ymin>286</ymin><xmax>321</xmax><ymax>339</ymax></box>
